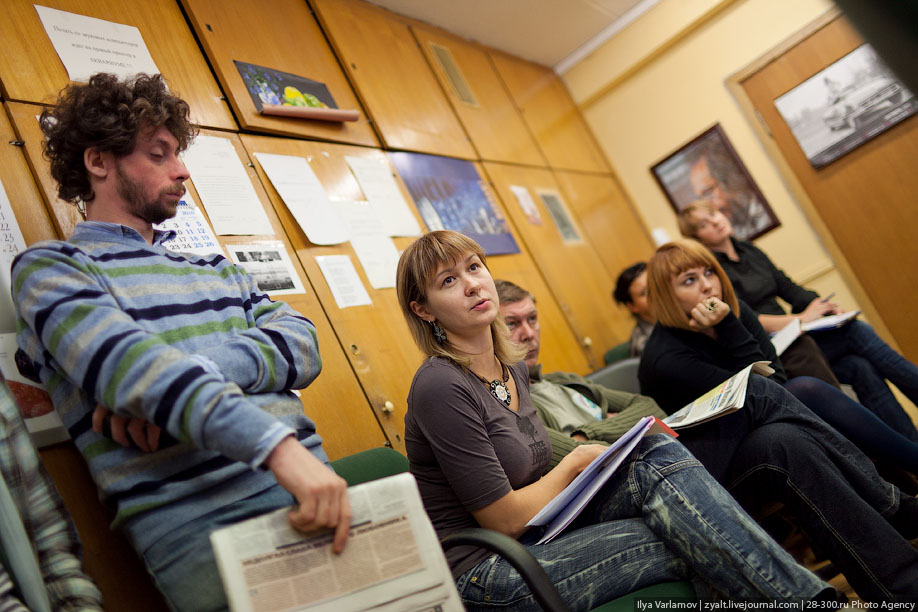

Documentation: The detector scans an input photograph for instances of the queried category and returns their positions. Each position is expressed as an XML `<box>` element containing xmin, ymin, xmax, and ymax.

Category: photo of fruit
<box><xmin>234</xmin><ymin>60</ymin><xmax>338</xmax><ymax>112</ymax></box>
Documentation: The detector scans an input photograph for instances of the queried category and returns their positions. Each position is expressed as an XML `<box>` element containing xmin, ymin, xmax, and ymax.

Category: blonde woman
<box><xmin>396</xmin><ymin>230</ymin><xmax>834</xmax><ymax>611</ymax></box>
<box><xmin>679</xmin><ymin>200</ymin><xmax>918</xmax><ymax>443</ymax></box>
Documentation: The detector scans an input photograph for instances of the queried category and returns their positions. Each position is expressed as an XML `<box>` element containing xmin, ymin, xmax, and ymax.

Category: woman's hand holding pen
<box><xmin>689</xmin><ymin>297</ymin><xmax>730</xmax><ymax>330</ymax></box>
<box><xmin>800</xmin><ymin>294</ymin><xmax>840</xmax><ymax>322</ymax></box>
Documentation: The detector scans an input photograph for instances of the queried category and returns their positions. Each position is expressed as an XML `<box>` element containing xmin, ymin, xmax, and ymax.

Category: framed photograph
<box><xmin>651</xmin><ymin>125</ymin><xmax>779</xmax><ymax>241</ymax></box>
<box><xmin>534</xmin><ymin>189</ymin><xmax>582</xmax><ymax>244</ymax></box>
<box><xmin>774</xmin><ymin>43</ymin><xmax>917</xmax><ymax>169</ymax></box>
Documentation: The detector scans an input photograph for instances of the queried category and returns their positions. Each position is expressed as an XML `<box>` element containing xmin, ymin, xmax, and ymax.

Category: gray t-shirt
<box><xmin>405</xmin><ymin>357</ymin><xmax>551</xmax><ymax>579</ymax></box>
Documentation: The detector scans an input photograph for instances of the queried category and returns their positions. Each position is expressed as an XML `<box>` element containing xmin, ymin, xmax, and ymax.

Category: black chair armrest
<box><xmin>440</xmin><ymin>528</ymin><xmax>570</xmax><ymax>612</ymax></box>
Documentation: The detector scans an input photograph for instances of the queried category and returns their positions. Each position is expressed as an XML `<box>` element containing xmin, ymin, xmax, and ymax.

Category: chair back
<box><xmin>585</xmin><ymin>357</ymin><xmax>641</xmax><ymax>394</ymax></box>
<box><xmin>330</xmin><ymin>446</ymin><xmax>409</xmax><ymax>486</ymax></box>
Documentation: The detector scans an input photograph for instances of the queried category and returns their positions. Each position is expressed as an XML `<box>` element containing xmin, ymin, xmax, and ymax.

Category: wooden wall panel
<box><xmin>180</xmin><ymin>0</ymin><xmax>378</xmax><ymax>147</ymax></box>
<box><xmin>490</xmin><ymin>52</ymin><xmax>611</xmax><ymax>174</ymax></box>
<box><xmin>0</xmin><ymin>0</ymin><xmax>235</xmax><ymax>130</ymax></box>
<box><xmin>0</xmin><ymin>106</ymin><xmax>58</xmax><ymax>245</ymax></box>
<box><xmin>310</xmin><ymin>0</ymin><xmax>477</xmax><ymax>159</ymax></box>
<box><xmin>473</xmin><ymin>170</ymin><xmax>592</xmax><ymax>376</ymax></box>
<box><xmin>740</xmin><ymin>17</ymin><xmax>918</xmax><ymax>360</ymax></box>
<box><xmin>411</xmin><ymin>24</ymin><xmax>546</xmax><ymax>167</ymax></box>
<box><xmin>483</xmin><ymin>162</ymin><xmax>621</xmax><ymax>370</ymax></box>
<box><xmin>241</xmin><ymin>135</ymin><xmax>423</xmax><ymax>452</ymax></box>
<box><xmin>554</xmin><ymin>169</ymin><xmax>656</xmax><ymax>341</ymax></box>
<box><xmin>6</xmin><ymin>102</ymin><xmax>81</xmax><ymax>239</ymax></box>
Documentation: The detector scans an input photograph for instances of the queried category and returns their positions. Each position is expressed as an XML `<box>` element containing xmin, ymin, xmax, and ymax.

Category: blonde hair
<box><xmin>396</xmin><ymin>231</ymin><xmax>525</xmax><ymax>367</ymax></box>
<box><xmin>646</xmin><ymin>239</ymin><xmax>739</xmax><ymax>330</ymax></box>
<box><xmin>676</xmin><ymin>200</ymin><xmax>718</xmax><ymax>239</ymax></box>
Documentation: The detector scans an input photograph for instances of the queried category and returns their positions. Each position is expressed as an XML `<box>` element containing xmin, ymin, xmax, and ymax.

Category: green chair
<box><xmin>602</xmin><ymin>341</ymin><xmax>631</xmax><ymax>366</ymax></box>
<box><xmin>331</xmin><ymin>447</ymin><xmax>695</xmax><ymax>611</ymax></box>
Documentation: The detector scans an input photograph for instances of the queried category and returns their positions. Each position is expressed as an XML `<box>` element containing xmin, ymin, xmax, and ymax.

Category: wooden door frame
<box><xmin>724</xmin><ymin>7</ymin><xmax>896</xmax><ymax>345</ymax></box>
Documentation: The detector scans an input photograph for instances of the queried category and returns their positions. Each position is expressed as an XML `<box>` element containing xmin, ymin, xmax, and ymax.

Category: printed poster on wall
<box><xmin>388</xmin><ymin>152</ymin><xmax>519</xmax><ymax>256</ymax></box>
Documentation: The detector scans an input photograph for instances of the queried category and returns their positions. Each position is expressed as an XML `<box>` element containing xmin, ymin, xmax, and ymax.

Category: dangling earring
<box><xmin>429</xmin><ymin>320</ymin><xmax>447</xmax><ymax>345</ymax></box>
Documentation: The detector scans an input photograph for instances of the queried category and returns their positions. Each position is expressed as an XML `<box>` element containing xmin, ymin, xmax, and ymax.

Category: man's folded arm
<box><xmin>192</xmin><ymin>270</ymin><xmax>322</xmax><ymax>393</ymax></box>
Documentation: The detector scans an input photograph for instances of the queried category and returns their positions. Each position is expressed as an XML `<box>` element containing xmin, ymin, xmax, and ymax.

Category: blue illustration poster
<box><xmin>388</xmin><ymin>152</ymin><xmax>519</xmax><ymax>256</ymax></box>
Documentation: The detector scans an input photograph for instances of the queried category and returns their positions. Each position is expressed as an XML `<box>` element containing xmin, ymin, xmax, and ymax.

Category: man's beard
<box><xmin>115</xmin><ymin>166</ymin><xmax>181</xmax><ymax>225</ymax></box>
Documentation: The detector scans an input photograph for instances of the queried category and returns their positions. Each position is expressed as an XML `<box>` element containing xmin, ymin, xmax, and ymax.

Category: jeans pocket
<box><xmin>457</xmin><ymin>554</ymin><xmax>501</xmax><ymax>604</ymax></box>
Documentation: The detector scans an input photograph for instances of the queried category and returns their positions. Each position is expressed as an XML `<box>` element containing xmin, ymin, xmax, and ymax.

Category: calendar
<box><xmin>156</xmin><ymin>199</ymin><xmax>225</xmax><ymax>258</ymax></box>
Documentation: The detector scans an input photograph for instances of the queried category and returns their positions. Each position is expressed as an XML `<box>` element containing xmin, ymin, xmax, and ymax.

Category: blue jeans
<box><xmin>677</xmin><ymin>375</ymin><xmax>918</xmax><ymax>602</ymax></box>
<box><xmin>140</xmin><ymin>484</ymin><xmax>295</xmax><ymax>612</ymax></box>
<box><xmin>456</xmin><ymin>435</ymin><xmax>831</xmax><ymax>612</ymax></box>
<box><xmin>784</xmin><ymin>376</ymin><xmax>918</xmax><ymax>473</ymax></box>
<box><xmin>814</xmin><ymin>320</ymin><xmax>918</xmax><ymax>442</ymax></box>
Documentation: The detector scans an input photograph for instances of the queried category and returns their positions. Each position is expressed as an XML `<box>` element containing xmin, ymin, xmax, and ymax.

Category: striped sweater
<box><xmin>12</xmin><ymin>222</ymin><xmax>324</xmax><ymax>553</ymax></box>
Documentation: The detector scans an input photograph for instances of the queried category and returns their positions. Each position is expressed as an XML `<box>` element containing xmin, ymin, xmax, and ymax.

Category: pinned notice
<box><xmin>0</xmin><ymin>179</ymin><xmax>27</xmax><ymax>335</ymax></box>
<box><xmin>345</xmin><ymin>156</ymin><xmax>420</xmax><ymax>238</ymax></box>
<box><xmin>182</xmin><ymin>136</ymin><xmax>274</xmax><ymax>236</ymax></box>
<box><xmin>35</xmin><ymin>5</ymin><xmax>161</xmax><ymax>82</ymax></box>
<box><xmin>253</xmin><ymin>152</ymin><xmax>349</xmax><ymax>245</ymax></box>
<box><xmin>315</xmin><ymin>255</ymin><xmax>372</xmax><ymax>309</ymax></box>
<box><xmin>338</xmin><ymin>201</ymin><xmax>399</xmax><ymax>289</ymax></box>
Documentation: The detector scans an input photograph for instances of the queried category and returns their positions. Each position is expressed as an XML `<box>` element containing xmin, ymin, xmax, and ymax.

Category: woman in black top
<box><xmin>679</xmin><ymin>200</ymin><xmax>918</xmax><ymax>442</ymax></box>
<box><xmin>638</xmin><ymin>239</ymin><xmax>918</xmax><ymax>602</ymax></box>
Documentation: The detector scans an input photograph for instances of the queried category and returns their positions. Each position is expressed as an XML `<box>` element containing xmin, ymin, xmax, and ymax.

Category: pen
<box><xmin>821</xmin><ymin>292</ymin><xmax>835</xmax><ymax>303</ymax></box>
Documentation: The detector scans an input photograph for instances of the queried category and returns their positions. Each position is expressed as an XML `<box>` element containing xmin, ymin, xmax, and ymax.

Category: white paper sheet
<box><xmin>802</xmin><ymin>310</ymin><xmax>860</xmax><ymax>332</ymax></box>
<box><xmin>345</xmin><ymin>156</ymin><xmax>421</xmax><ymax>237</ymax></box>
<box><xmin>253</xmin><ymin>152</ymin><xmax>349</xmax><ymax>245</ymax></box>
<box><xmin>154</xmin><ymin>198</ymin><xmax>225</xmax><ymax>258</ymax></box>
<box><xmin>338</xmin><ymin>201</ymin><xmax>399</xmax><ymax>289</ymax></box>
<box><xmin>315</xmin><ymin>255</ymin><xmax>372</xmax><ymax>308</ymax></box>
<box><xmin>182</xmin><ymin>136</ymin><xmax>274</xmax><ymax>236</ymax></box>
<box><xmin>0</xmin><ymin>180</ymin><xmax>27</xmax><ymax>335</ymax></box>
<box><xmin>34</xmin><ymin>5</ymin><xmax>161</xmax><ymax>83</ymax></box>
<box><xmin>227</xmin><ymin>242</ymin><xmax>306</xmax><ymax>296</ymax></box>
<box><xmin>509</xmin><ymin>184</ymin><xmax>542</xmax><ymax>225</ymax></box>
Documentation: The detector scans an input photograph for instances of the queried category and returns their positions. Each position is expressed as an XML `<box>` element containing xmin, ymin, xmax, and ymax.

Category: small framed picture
<box><xmin>651</xmin><ymin>125</ymin><xmax>779</xmax><ymax>241</ymax></box>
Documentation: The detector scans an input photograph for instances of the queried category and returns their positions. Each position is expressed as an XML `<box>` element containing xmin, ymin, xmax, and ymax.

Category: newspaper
<box><xmin>210</xmin><ymin>472</ymin><xmax>462</xmax><ymax>612</ymax></box>
<box><xmin>527</xmin><ymin>416</ymin><xmax>676</xmax><ymax>544</ymax></box>
<box><xmin>663</xmin><ymin>361</ymin><xmax>774</xmax><ymax>430</ymax></box>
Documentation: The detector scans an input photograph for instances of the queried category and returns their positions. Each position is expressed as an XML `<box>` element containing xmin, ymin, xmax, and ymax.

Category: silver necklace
<box><xmin>471</xmin><ymin>360</ymin><xmax>511</xmax><ymax>407</ymax></box>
